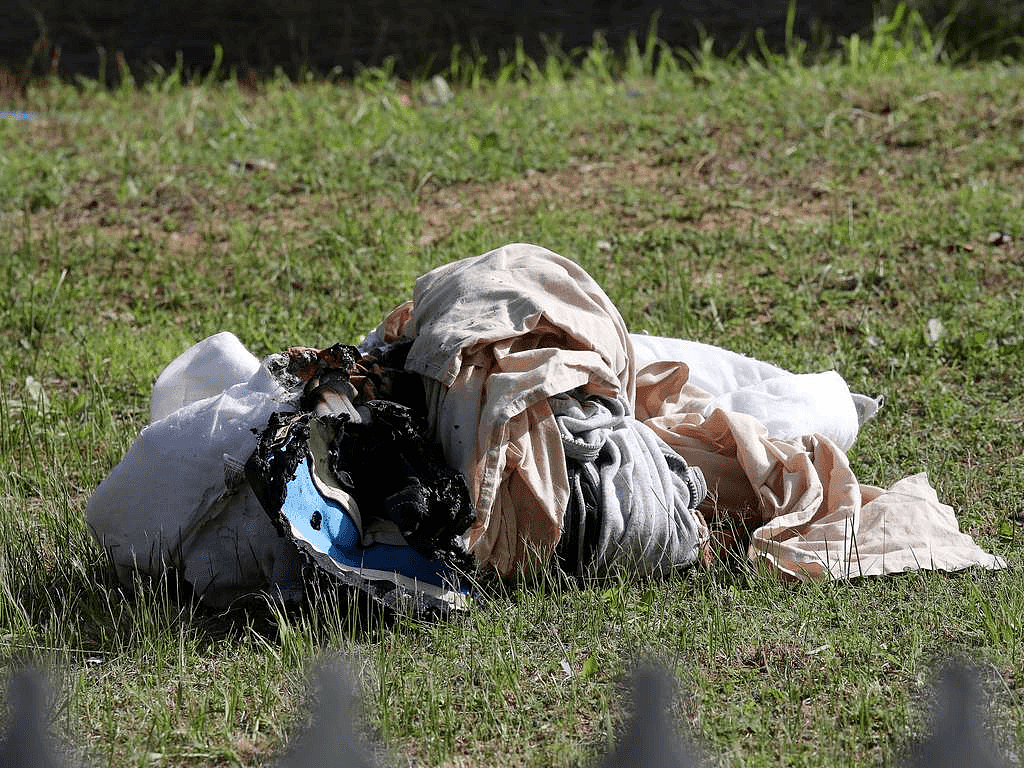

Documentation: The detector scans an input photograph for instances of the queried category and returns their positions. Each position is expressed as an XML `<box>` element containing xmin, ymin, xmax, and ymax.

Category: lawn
<box><xmin>1</xmin><ymin>10</ymin><xmax>1023</xmax><ymax>767</ymax></box>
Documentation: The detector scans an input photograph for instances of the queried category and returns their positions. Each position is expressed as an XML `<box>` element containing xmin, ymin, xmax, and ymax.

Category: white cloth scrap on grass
<box><xmin>86</xmin><ymin>332</ymin><xmax>304</xmax><ymax>606</ymax></box>
<box><xmin>149</xmin><ymin>330</ymin><xmax>263</xmax><ymax>423</ymax></box>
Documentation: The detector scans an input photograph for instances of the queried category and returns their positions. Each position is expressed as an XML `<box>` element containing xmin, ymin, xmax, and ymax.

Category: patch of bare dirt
<box><xmin>1</xmin><ymin>170</ymin><xmax>350</xmax><ymax>260</ymax></box>
<box><xmin>3</xmin><ymin>140</ymin><xmax>915</xmax><ymax>261</ymax></box>
<box><xmin>414</xmin><ymin>153</ymin><xmax>856</xmax><ymax>247</ymax></box>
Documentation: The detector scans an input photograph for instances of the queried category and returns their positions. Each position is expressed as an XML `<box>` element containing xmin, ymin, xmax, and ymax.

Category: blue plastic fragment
<box><xmin>280</xmin><ymin>459</ymin><xmax>460</xmax><ymax>589</ymax></box>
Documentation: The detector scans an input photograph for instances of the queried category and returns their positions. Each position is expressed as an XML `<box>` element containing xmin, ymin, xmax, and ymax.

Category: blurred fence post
<box><xmin>597</xmin><ymin>664</ymin><xmax>703</xmax><ymax>768</ymax></box>
<box><xmin>901</xmin><ymin>665</ymin><xmax>1009</xmax><ymax>768</ymax></box>
<box><xmin>275</xmin><ymin>657</ymin><xmax>381</xmax><ymax>768</ymax></box>
<box><xmin>0</xmin><ymin>668</ymin><xmax>66</xmax><ymax>768</ymax></box>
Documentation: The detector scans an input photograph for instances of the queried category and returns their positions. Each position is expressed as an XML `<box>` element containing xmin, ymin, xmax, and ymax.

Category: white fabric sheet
<box><xmin>630</xmin><ymin>334</ymin><xmax>879</xmax><ymax>450</ymax></box>
<box><xmin>86</xmin><ymin>333</ymin><xmax>303</xmax><ymax>606</ymax></box>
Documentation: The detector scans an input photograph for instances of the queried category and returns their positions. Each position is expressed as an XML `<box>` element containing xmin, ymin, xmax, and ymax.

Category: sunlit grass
<box><xmin>1</xmin><ymin>7</ymin><xmax>1023</xmax><ymax>765</ymax></box>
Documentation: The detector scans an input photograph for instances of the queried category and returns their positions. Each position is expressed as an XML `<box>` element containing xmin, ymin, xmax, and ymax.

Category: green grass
<box><xmin>2</xmin><ymin>9</ymin><xmax>1024</xmax><ymax>767</ymax></box>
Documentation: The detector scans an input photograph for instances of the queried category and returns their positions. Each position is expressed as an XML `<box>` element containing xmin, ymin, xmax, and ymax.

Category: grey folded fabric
<box><xmin>550</xmin><ymin>392</ymin><xmax>706</xmax><ymax>576</ymax></box>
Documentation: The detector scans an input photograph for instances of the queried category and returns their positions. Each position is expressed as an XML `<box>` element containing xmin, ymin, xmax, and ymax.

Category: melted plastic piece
<box><xmin>245</xmin><ymin>406</ymin><xmax>475</xmax><ymax>616</ymax></box>
<box><xmin>328</xmin><ymin>400</ymin><xmax>475</xmax><ymax>571</ymax></box>
<box><xmin>244</xmin><ymin>411</ymin><xmax>312</xmax><ymax>520</ymax></box>
<box><xmin>279</xmin><ymin>458</ymin><xmax>471</xmax><ymax>616</ymax></box>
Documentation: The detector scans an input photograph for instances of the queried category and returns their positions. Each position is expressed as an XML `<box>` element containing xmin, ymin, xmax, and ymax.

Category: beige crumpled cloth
<box><xmin>635</xmin><ymin>370</ymin><xmax>1007</xmax><ymax>578</ymax></box>
<box><xmin>374</xmin><ymin>243</ymin><xmax>643</xmax><ymax>573</ymax></box>
<box><xmin>372</xmin><ymin>242</ymin><xmax>1006</xmax><ymax>579</ymax></box>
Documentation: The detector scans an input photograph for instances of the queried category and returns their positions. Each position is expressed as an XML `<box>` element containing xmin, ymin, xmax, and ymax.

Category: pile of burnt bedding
<box><xmin>86</xmin><ymin>243</ymin><xmax>1004</xmax><ymax>616</ymax></box>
